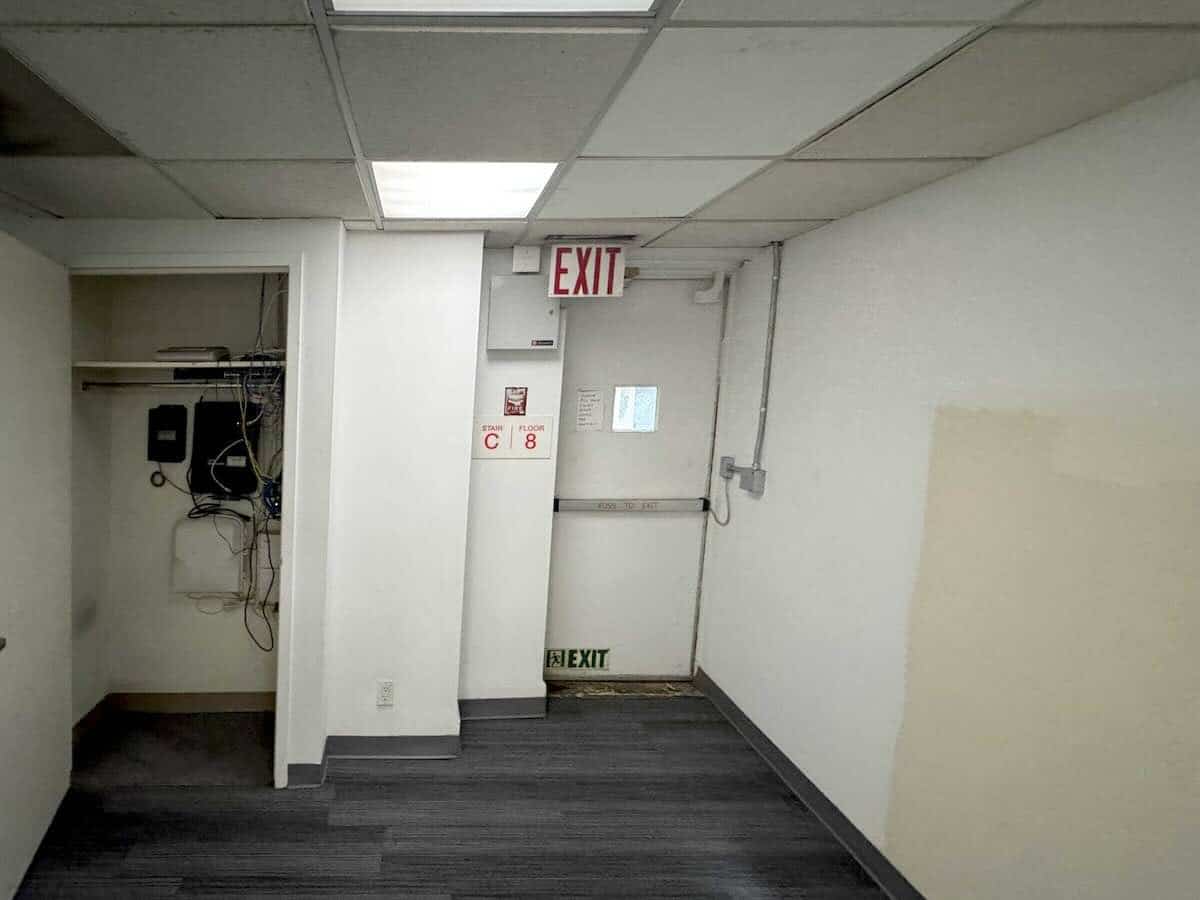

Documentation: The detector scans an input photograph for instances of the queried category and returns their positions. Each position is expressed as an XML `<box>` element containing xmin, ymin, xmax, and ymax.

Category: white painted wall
<box><xmin>4</xmin><ymin>219</ymin><xmax>343</xmax><ymax>783</ymax></box>
<box><xmin>697</xmin><ymin>77</ymin><xmax>1200</xmax><ymax>896</ymax></box>
<box><xmin>0</xmin><ymin>231</ymin><xmax>71</xmax><ymax>898</ymax></box>
<box><xmin>70</xmin><ymin>281</ymin><xmax>111</xmax><ymax>723</ymax></box>
<box><xmin>326</xmin><ymin>232</ymin><xmax>483</xmax><ymax>737</ymax></box>
<box><xmin>459</xmin><ymin>251</ymin><xmax>564</xmax><ymax>701</ymax></box>
<box><xmin>550</xmin><ymin>279</ymin><xmax>722</xmax><ymax>677</ymax></box>
<box><xmin>70</xmin><ymin>274</ymin><xmax>282</xmax><ymax>699</ymax></box>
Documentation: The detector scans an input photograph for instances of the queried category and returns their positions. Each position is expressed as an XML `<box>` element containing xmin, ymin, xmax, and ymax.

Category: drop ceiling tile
<box><xmin>0</xmin><ymin>1</ymin><xmax>309</xmax><ymax>24</ymax></box>
<box><xmin>1011</xmin><ymin>1</ymin><xmax>1200</xmax><ymax>24</ymax></box>
<box><xmin>380</xmin><ymin>219</ymin><xmax>527</xmax><ymax>249</ymax></box>
<box><xmin>0</xmin><ymin>27</ymin><xmax>351</xmax><ymax>159</ymax></box>
<box><xmin>649</xmin><ymin>219</ymin><xmax>829</xmax><ymax>248</ymax></box>
<box><xmin>799</xmin><ymin>29</ymin><xmax>1200</xmax><ymax>159</ymax></box>
<box><xmin>673</xmin><ymin>1</ymin><xmax>1024</xmax><ymax>22</ymax></box>
<box><xmin>0</xmin><ymin>47</ymin><xmax>129</xmax><ymax>155</ymax></box>
<box><xmin>0</xmin><ymin>157</ymin><xmax>211</xmax><ymax>218</ymax></box>
<box><xmin>584</xmin><ymin>26</ymin><xmax>968</xmax><ymax>156</ymax></box>
<box><xmin>700</xmin><ymin>159</ymin><xmax>974</xmax><ymax>219</ymax></box>
<box><xmin>0</xmin><ymin>188</ymin><xmax>52</xmax><ymax>218</ymax></box>
<box><xmin>161</xmin><ymin>161</ymin><xmax>369</xmax><ymax>219</ymax></box>
<box><xmin>525</xmin><ymin>218</ymin><xmax>679</xmax><ymax>245</ymax></box>
<box><xmin>336</xmin><ymin>29</ymin><xmax>643</xmax><ymax>161</ymax></box>
<box><xmin>539</xmin><ymin>159</ymin><xmax>763</xmax><ymax>218</ymax></box>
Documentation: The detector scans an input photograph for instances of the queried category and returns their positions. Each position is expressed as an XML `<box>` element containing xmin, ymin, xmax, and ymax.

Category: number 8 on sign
<box><xmin>516</xmin><ymin>421</ymin><xmax>550</xmax><ymax>458</ymax></box>
<box><xmin>472</xmin><ymin>416</ymin><xmax>553</xmax><ymax>459</ymax></box>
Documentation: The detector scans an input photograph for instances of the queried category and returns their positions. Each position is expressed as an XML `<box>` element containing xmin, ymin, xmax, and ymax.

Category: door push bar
<box><xmin>554</xmin><ymin>498</ymin><xmax>710</xmax><ymax>513</ymax></box>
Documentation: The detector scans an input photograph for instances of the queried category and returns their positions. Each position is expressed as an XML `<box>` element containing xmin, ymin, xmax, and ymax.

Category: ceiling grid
<box><xmin>519</xmin><ymin>0</ymin><xmax>684</xmax><ymax>236</ymax></box>
<box><xmin>0</xmin><ymin>0</ymin><xmax>1198</xmax><ymax>246</ymax></box>
<box><xmin>308</xmin><ymin>0</ymin><xmax>386</xmax><ymax>227</ymax></box>
<box><xmin>0</xmin><ymin>23</ymin><xmax>225</xmax><ymax>218</ymax></box>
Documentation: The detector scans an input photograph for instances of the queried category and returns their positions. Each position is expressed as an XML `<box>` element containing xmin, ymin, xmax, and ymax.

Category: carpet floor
<box><xmin>22</xmin><ymin>697</ymin><xmax>884</xmax><ymax>898</ymax></box>
<box><xmin>72</xmin><ymin>712</ymin><xmax>274</xmax><ymax>789</ymax></box>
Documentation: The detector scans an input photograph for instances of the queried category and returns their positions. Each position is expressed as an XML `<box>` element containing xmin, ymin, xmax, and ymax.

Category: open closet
<box><xmin>70</xmin><ymin>271</ymin><xmax>288</xmax><ymax>787</ymax></box>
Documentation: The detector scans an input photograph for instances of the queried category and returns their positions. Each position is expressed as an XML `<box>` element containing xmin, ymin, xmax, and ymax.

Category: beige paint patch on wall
<box><xmin>886</xmin><ymin>407</ymin><xmax>1200</xmax><ymax>900</ymax></box>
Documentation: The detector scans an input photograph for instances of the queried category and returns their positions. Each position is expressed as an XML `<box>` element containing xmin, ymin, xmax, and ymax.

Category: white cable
<box><xmin>207</xmin><ymin>510</ymin><xmax>251</xmax><ymax>557</ymax></box>
<box><xmin>709</xmin><ymin>476</ymin><xmax>732</xmax><ymax>528</ymax></box>
<box><xmin>209</xmin><ymin>436</ymin><xmax>246</xmax><ymax>496</ymax></box>
<box><xmin>236</xmin><ymin>377</ymin><xmax>270</xmax><ymax>482</ymax></box>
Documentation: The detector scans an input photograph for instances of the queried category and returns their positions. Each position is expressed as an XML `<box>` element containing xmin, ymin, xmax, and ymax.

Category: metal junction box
<box><xmin>487</xmin><ymin>275</ymin><xmax>559</xmax><ymax>351</ymax></box>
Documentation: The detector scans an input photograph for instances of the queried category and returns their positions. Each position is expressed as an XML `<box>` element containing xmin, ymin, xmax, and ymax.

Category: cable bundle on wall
<box><xmin>149</xmin><ymin>273</ymin><xmax>287</xmax><ymax>652</ymax></box>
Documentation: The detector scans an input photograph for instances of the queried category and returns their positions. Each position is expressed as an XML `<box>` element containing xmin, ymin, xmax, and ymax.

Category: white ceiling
<box><xmin>0</xmin><ymin>190</ymin><xmax>49</xmax><ymax>218</ymax></box>
<box><xmin>700</xmin><ymin>159</ymin><xmax>976</xmax><ymax>220</ymax></box>
<box><xmin>0</xmin><ymin>1</ymin><xmax>1197</xmax><ymax>247</ymax></box>
<box><xmin>335</xmin><ymin>29</ymin><xmax>643</xmax><ymax>160</ymax></box>
<box><xmin>162</xmin><ymin>161</ymin><xmax>370</xmax><ymax>219</ymax></box>
<box><xmin>0</xmin><ymin>157</ymin><xmax>210</xmax><ymax>218</ymax></box>
<box><xmin>0</xmin><ymin>26</ymin><xmax>351</xmax><ymax>159</ymax></box>
<box><xmin>797</xmin><ymin>28</ymin><xmax>1200</xmax><ymax>159</ymax></box>
<box><xmin>539</xmin><ymin>159</ymin><xmax>763</xmax><ymax>218</ymax></box>
<box><xmin>584</xmin><ymin>26</ymin><xmax>970</xmax><ymax>156</ymax></box>
<box><xmin>1011</xmin><ymin>1</ymin><xmax>1200</xmax><ymax>24</ymax></box>
<box><xmin>0</xmin><ymin>1</ymin><xmax>310</xmax><ymax>25</ymax></box>
<box><xmin>672</xmin><ymin>1</ymin><xmax>1026</xmax><ymax>23</ymax></box>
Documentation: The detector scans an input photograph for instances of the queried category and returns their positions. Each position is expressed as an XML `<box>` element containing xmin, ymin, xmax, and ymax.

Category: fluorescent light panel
<box><xmin>373</xmin><ymin>161</ymin><xmax>557</xmax><ymax>219</ymax></box>
<box><xmin>332</xmin><ymin>1</ymin><xmax>653</xmax><ymax>11</ymax></box>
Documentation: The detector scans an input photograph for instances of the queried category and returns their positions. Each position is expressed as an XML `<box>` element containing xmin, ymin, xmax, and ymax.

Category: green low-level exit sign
<box><xmin>545</xmin><ymin>648</ymin><xmax>610</xmax><ymax>671</ymax></box>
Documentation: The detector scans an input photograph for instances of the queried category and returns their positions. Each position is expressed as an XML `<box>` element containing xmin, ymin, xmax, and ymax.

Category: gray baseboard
<box><xmin>459</xmin><ymin>696</ymin><xmax>546</xmax><ymax>720</ymax></box>
<box><xmin>108</xmin><ymin>691</ymin><xmax>276</xmax><ymax>713</ymax></box>
<box><xmin>694</xmin><ymin>667</ymin><xmax>925</xmax><ymax>900</ymax></box>
<box><xmin>288</xmin><ymin>734</ymin><xmax>460</xmax><ymax>788</ymax></box>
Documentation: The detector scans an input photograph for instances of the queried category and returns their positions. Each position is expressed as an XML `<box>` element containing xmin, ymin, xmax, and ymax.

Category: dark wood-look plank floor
<box><xmin>18</xmin><ymin>697</ymin><xmax>885</xmax><ymax>898</ymax></box>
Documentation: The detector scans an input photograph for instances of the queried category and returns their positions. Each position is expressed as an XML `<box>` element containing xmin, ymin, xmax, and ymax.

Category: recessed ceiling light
<box><xmin>331</xmin><ymin>1</ymin><xmax>653</xmax><ymax>11</ymax></box>
<box><xmin>372</xmin><ymin>161</ymin><xmax>557</xmax><ymax>219</ymax></box>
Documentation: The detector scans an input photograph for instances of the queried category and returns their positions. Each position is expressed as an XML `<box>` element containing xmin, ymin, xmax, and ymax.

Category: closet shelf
<box><xmin>73</xmin><ymin>360</ymin><xmax>285</xmax><ymax>370</ymax></box>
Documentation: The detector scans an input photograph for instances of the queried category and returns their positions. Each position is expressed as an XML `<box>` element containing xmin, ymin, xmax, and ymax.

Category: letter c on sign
<box><xmin>484</xmin><ymin>432</ymin><xmax>499</xmax><ymax>450</ymax></box>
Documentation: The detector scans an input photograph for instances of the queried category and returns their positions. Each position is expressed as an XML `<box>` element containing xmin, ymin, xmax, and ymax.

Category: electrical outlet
<box><xmin>376</xmin><ymin>679</ymin><xmax>395</xmax><ymax>708</ymax></box>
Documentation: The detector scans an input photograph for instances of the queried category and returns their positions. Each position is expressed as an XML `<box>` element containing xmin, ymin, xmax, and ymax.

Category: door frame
<box><xmin>548</xmin><ymin>274</ymin><xmax>727</xmax><ymax>680</ymax></box>
<box><xmin>69</xmin><ymin>250</ymin><xmax>304</xmax><ymax>789</ymax></box>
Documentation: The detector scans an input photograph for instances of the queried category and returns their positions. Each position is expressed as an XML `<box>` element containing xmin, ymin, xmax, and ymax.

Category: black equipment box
<box><xmin>190</xmin><ymin>401</ymin><xmax>261</xmax><ymax>498</ymax></box>
<box><xmin>147</xmin><ymin>405</ymin><xmax>188</xmax><ymax>463</ymax></box>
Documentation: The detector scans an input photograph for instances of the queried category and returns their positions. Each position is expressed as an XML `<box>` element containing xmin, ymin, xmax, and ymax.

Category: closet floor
<box><xmin>72</xmin><ymin>712</ymin><xmax>273</xmax><ymax>789</ymax></box>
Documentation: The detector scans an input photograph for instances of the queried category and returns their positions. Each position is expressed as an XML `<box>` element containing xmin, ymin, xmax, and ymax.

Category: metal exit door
<box><xmin>547</xmin><ymin>277</ymin><xmax>722</xmax><ymax>678</ymax></box>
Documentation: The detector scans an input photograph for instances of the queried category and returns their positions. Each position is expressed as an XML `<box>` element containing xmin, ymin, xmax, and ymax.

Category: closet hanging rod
<box><xmin>73</xmin><ymin>360</ymin><xmax>284</xmax><ymax>370</ymax></box>
<box><xmin>80</xmin><ymin>381</ymin><xmax>273</xmax><ymax>392</ymax></box>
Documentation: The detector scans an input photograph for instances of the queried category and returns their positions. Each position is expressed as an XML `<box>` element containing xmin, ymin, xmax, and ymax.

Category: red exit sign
<box><xmin>549</xmin><ymin>244</ymin><xmax>626</xmax><ymax>299</ymax></box>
